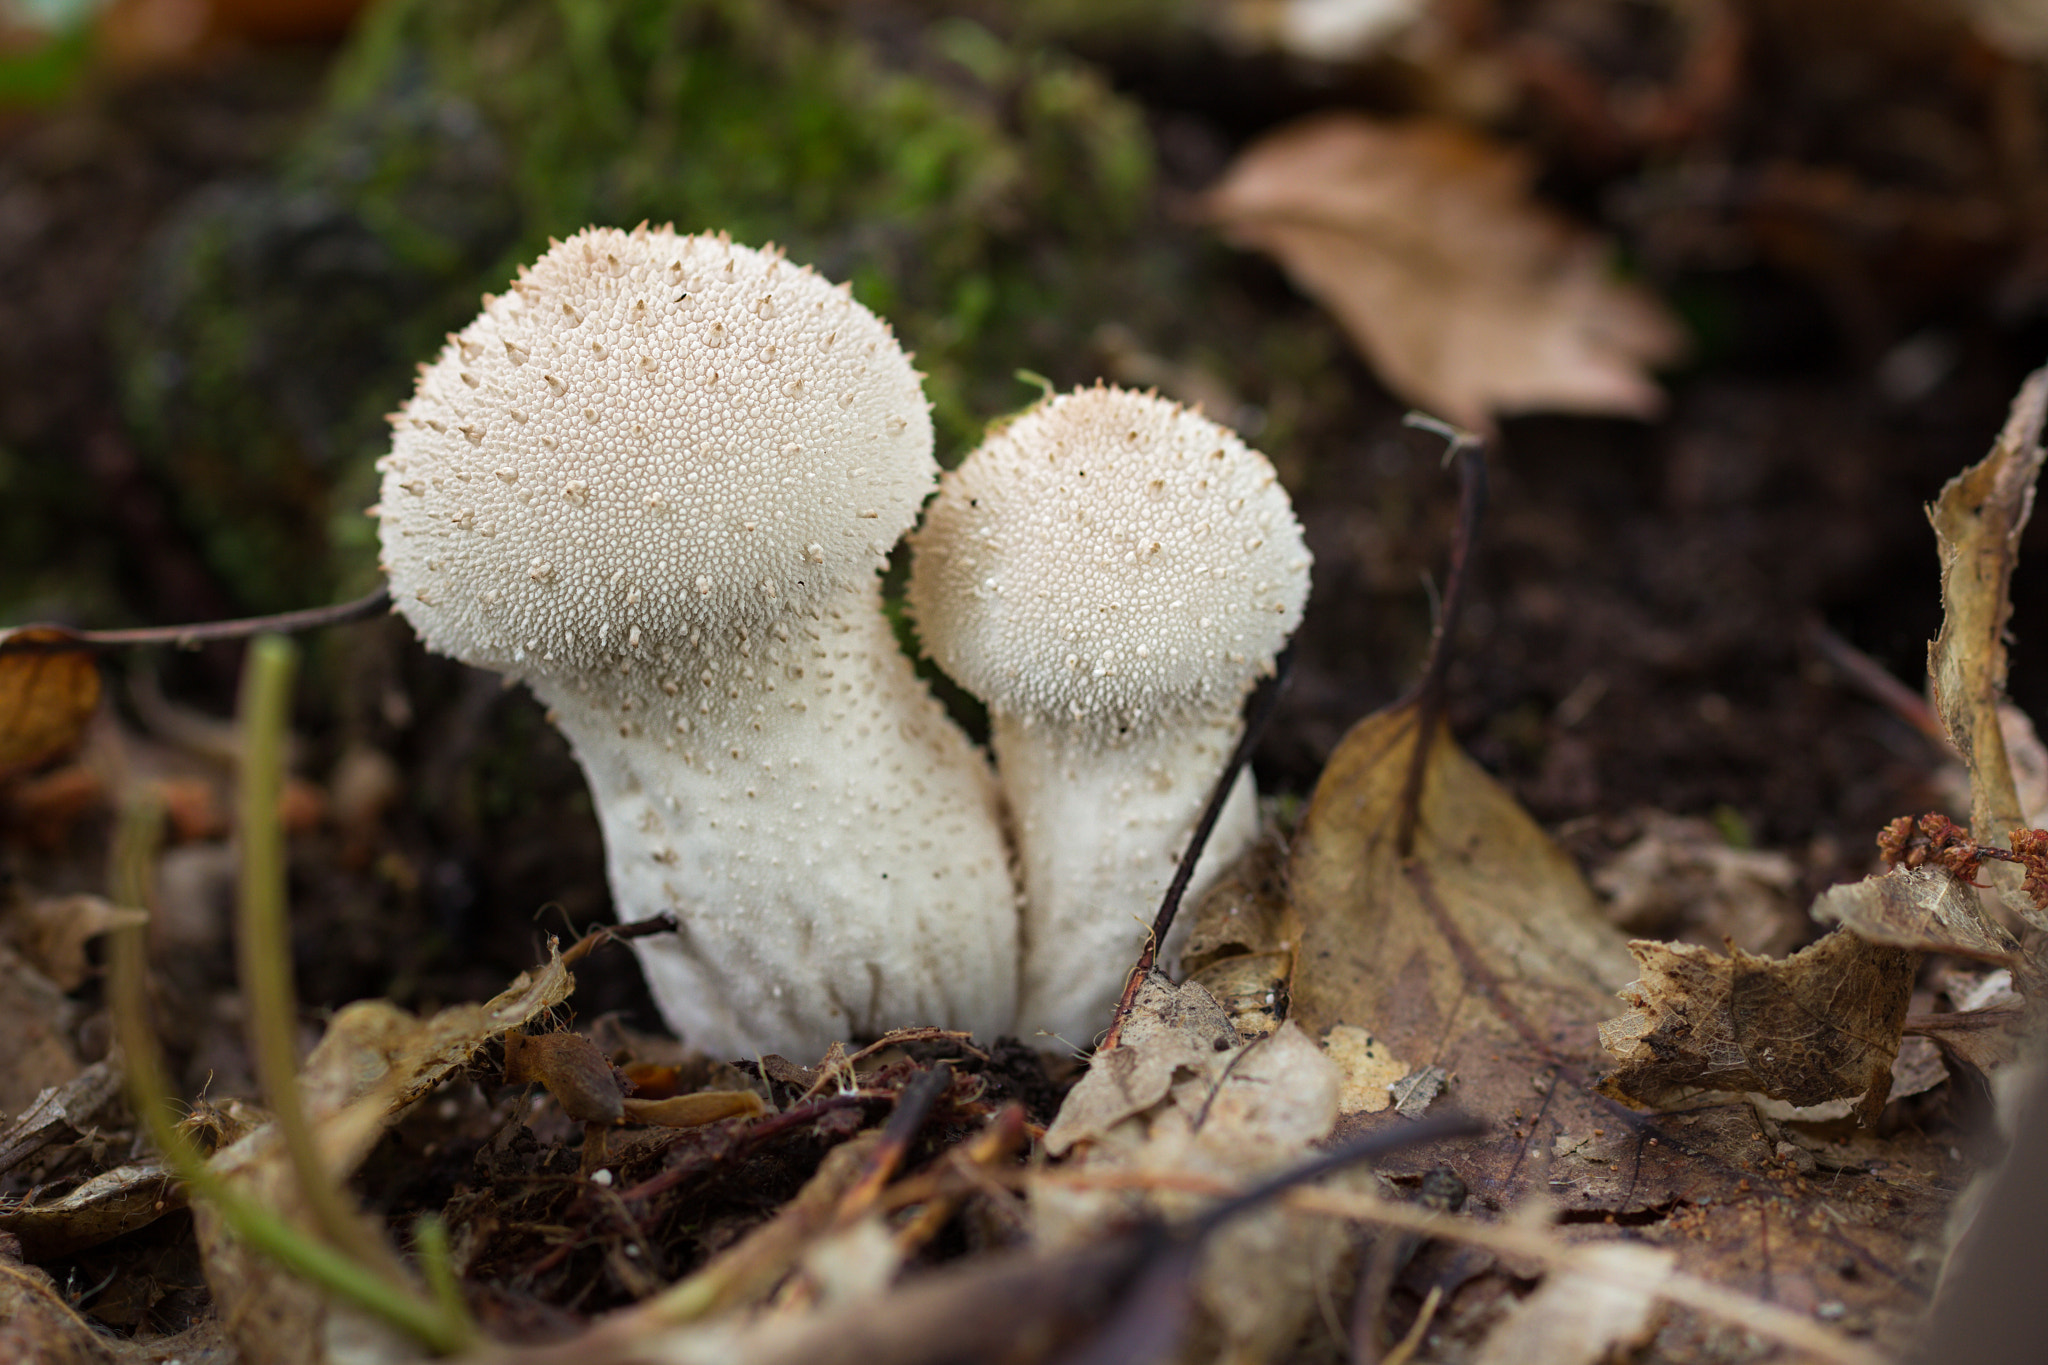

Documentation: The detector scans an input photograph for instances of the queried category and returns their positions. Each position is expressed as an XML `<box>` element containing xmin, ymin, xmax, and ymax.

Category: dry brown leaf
<box><xmin>0</xmin><ymin>628</ymin><xmax>101</xmax><ymax>778</ymax></box>
<box><xmin>0</xmin><ymin>1059</ymin><xmax>123</xmax><ymax>1179</ymax></box>
<box><xmin>1180</xmin><ymin>829</ymin><xmax>1297</xmax><ymax>1040</ymax></box>
<box><xmin>0</xmin><ymin>1162</ymin><xmax>179</xmax><ymax>1261</ymax></box>
<box><xmin>1811</xmin><ymin>865</ymin><xmax>2021</xmax><ymax>964</ymax></box>
<box><xmin>1205</xmin><ymin>114</ymin><xmax>1685</xmax><ymax>431</ymax></box>
<box><xmin>1036</xmin><ymin>981</ymin><xmax>1345</xmax><ymax>1363</ymax></box>
<box><xmin>1927</xmin><ymin>364</ymin><xmax>2048</xmax><ymax>927</ymax></box>
<box><xmin>1286</xmin><ymin>704</ymin><xmax>1640</xmax><ymax>1160</ymax></box>
<box><xmin>1597</xmin><ymin>930</ymin><xmax>1918</xmax><ymax>1124</ymax></box>
<box><xmin>1468</xmin><ymin>1241</ymin><xmax>1675</xmax><ymax>1365</ymax></box>
<box><xmin>11</xmin><ymin>895</ymin><xmax>150</xmax><ymax>992</ymax></box>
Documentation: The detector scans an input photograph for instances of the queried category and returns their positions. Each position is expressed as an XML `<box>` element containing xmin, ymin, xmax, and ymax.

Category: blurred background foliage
<box><xmin>100</xmin><ymin>0</ymin><xmax>1175</xmax><ymax>615</ymax></box>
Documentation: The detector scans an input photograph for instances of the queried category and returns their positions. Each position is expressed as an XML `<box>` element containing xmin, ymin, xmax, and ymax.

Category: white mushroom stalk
<box><xmin>375</xmin><ymin>225</ymin><xmax>1018</xmax><ymax>1060</ymax></box>
<box><xmin>908</xmin><ymin>385</ymin><xmax>1311</xmax><ymax>1046</ymax></box>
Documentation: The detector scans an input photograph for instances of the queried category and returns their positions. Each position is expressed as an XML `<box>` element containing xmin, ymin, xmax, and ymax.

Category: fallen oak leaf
<box><xmin>1204</xmin><ymin>115</ymin><xmax>1685</xmax><ymax>432</ymax></box>
<box><xmin>1596</xmin><ymin>929</ymin><xmax>1918</xmax><ymax>1124</ymax></box>
<box><xmin>0</xmin><ymin>627</ymin><xmax>100</xmax><ymax>778</ymax></box>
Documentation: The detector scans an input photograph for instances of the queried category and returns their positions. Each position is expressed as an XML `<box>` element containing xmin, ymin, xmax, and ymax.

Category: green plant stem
<box><xmin>235</xmin><ymin>636</ymin><xmax>394</xmax><ymax>1275</ymax></box>
<box><xmin>106</xmin><ymin>832</ymin><xmax>473</xmax><ymax>1354</ymax></box>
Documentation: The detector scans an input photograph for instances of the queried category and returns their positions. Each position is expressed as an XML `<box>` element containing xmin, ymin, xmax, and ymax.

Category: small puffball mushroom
<box><xmin>908</xmin><ymin>385</ymin><xmax>1311</xmax><ymax>1046</ymax></box>
<box><xmin>376</xmin><ymin>225</ymin><xmax>1018</xmax><ymax>1060</ymax></box>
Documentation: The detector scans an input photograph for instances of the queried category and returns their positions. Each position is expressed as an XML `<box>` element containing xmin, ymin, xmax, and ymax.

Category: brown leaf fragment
<box><xmin>0</xmin><ymin>627</ymin><xmax>101</xmax><ymax>778</ymax></box>
<box><xmin>1598</xmin><ymin>930</ymin><xmax>1918</xmax><ymax>1123</ymax></box>
<box><xmin>1927</xmin><ymin>365</ymin><xmax>2048</xmax><ymax>928</ymax></box>
<box><xmin>1204</xmin><ymin>114</ymin><xmax>1685</xmax><ymax>431</ymax></box>
<box><xmin>503</xmin><ymin>1029</ymin><xmax>627</xmax><ymax>1125</ymax></box>
<box><xmin>0</xmin><ymin>1162</ymin><xmax>180</xmax><ymax>1261</ymax></box>
<box><xmin>1389</xmin><ymin>1064</ymin><xmax>1449</xmax><ymax>1118</ymax></box>
<box><xmin>1905</xmin><ymin>1001</ymin><xmax>2032</xmax><ymax>1082</ymax></box>
<box><xmin>11</xmin><ymin>895</ymin><xmax>149</xmax><ymax>992</ymax></box>
<box><xmin>1042</xmin><ymin>974</ymin><xmax>1239</xmax><ymax>1157</ymax></box>
<box><xmin>1469</xmin><ymin>1242</ymin><xmax>1675</xmax><ymax>1365</ymax></box>
<box><xmin>0</xmin><ymin>1058</ymin><xmax>122</xmax><ymax>1178</ymax></box>
<box><xmin>1812</xmin><ymin>865</ymin><xmax>2020</xmax><ymax>964</ymax></box>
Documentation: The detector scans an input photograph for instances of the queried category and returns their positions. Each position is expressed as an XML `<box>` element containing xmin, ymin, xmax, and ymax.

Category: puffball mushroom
<box><xmin>908</xmin><ymin>385</ymin><xmax>1311</xmax><ymax>1045</ymax></box>
<box><xmin>375</xmin><ymin>224</ymin><xmax>1019</xmax><ymax>1060</ymax></box>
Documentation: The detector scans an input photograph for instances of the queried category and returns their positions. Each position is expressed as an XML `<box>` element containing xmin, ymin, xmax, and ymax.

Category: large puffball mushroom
<box><xmin>908</xmin><ymin>385</ymin><xmax>1311</xmax><ymax>1046</ymax></box>
<box><xmin>375</xmin><ymin>225</ymin><xmax>1019</xmax><ymax>1060</ymax></box>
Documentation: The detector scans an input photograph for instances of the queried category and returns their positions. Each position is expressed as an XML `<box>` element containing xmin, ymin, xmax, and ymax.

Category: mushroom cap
<box><xmin>908</xmin><ymin>385</ymin><xmax>1311</xmax><ymax>733</ymax></box>
<box><xmin>376</xmin><ymin>226</ymin><xmax>934</xmax><ymax>673</ymax></box>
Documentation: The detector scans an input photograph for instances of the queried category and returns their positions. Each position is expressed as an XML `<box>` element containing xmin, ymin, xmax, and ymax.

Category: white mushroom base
<box><xmin>527</xmin><ymin>595</ymin><xmax>1020</xmax><ymax>1061</ymax></box>
<box><xmin>999</xmin><ymin>711</ymin><xmax>1259</xmax><ymax>1049</ymax></box>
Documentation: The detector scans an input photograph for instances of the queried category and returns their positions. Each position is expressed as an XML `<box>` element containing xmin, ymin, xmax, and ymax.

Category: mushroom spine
<box><xmin>907</xmin><ymin>385</ymin><xmax>1311</xmax><ymax>1047</ymax></box>
<box><xmin>376</xmin><ymin>225</ymin><xmax>1019</xmax><ymax>1060</ymax></box>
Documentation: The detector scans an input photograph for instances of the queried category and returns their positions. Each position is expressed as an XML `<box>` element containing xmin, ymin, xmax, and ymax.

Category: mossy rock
<box><xmin>116</xmin><ymin>0</ymin><xmax>1160</xmax><ymax>612</ymax></box>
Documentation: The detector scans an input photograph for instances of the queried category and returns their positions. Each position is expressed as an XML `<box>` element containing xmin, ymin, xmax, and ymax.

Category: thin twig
<box><xmin>1098</xmin><ymin>647</ymin><xmax>1295</xmax><ymax>1051</ymax></box>
<box><xmin>0</xmin><ymin>586</ymin><xmax>391</xmax><ymax>655</ymax></box>
<box><xmin>1395</xmin><ymin>421</ymin><xmax>1488</xmax><ymax>858</ymax></box>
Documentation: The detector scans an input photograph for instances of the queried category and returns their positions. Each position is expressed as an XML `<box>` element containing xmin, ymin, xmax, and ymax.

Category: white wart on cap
<box><xmin>908</xmin><ymin>384</ymin><xmax>1311</xmax><ymax>1046</ymax></box>
<box><xmin>377</xmin><ymin>225</ymin><xmax>1019</xmax><ymax>1059</ymax></box>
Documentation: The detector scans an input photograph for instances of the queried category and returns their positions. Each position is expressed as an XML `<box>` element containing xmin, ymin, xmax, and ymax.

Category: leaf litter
<box><xmin>1204</xmin><ymin>115</ymin><xmax>1687</xmax><ymax>433</ymax></box>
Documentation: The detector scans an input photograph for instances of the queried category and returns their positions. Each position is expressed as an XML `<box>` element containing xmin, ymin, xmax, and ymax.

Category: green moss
<box><xmin>115</xmin><ymin>0</ymin><xmax>1161</xmax><ymax>611</ymax></box>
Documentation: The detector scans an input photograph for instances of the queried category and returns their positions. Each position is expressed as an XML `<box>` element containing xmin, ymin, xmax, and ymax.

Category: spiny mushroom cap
<box><xmin>908</xmin><ymin>385</ymin><xmax>1311</xmax><ymax>736</ymax></box>
<box><xmin>377</xmin><ymin>226</ymin><xmax>934</xmax><ymax>674</ymax></box>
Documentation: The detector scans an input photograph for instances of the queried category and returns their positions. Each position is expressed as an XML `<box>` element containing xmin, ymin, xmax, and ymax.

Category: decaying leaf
<box><xmin>1812</xmin><ymin>864</ymin><xmax>2021</xmax><ymax>964</ymax></box>
<box><xmin>1926</xmin><ymin>364</ymin><xmax>2048</xmax><ymax>928</ymax></box>
<box><xmin>1205</xmin><ymin>115</ymin><xmax>1685</xmax><ymax>431</ymax></box>
<box><xmin>0</xmin><ymin>628</ymin><xmax>101</xmax><ymax>778</ymax></box>
<box><xmin>0</xmin><ymin>1162</ymin><xmax>179</xmax><ymax>1261</ymax></box>
<box><xmin>1597</xmin><ymin>930</ymin><xmax>1918</xmax><ymax>1123</ymax></box>
<box><xmin>1323</xmin><ymin>1023</ymin><xmax>1406</xmax><ymax>1114</ymax></box>
<box><xmin>1469</xmin><ymin>1241</ymin><xmax>1675</xmax><ymax>1365</ymax></box>
<box><xmin>0</xmin><ymin>1059</ymin><xmax>123</xmax><ymax>1179</ymax></box>
<box><xmin>1037</xmin><ymin>978</ymin><xmax>1346</xmax><ymax>1363</ymax></box>
<box><xmin>10</xmin><ymin>895</ymin><xmax>150</xmax><ymax>992</ymax></box>
<box><xmin>1180</xmin><ymin>830</ymin><xmax>1297</xmax><ymax>1040</ymax></box>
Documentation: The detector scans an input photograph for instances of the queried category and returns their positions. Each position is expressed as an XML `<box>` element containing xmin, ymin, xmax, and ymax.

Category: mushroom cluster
<box><xmin>376</xmin><ymin>226</ymin><xmax>1312</xmax><ymax>1059</ymax></box>
<box><xmin>908</xmin><ymin>385</ymin><xmax>1311</xmax><ymax>1044</ymax></box>
<box><xmin>376</xmin><ymin>225</ymin><xmax>1018</xmax><ymax>1060</ymax></box>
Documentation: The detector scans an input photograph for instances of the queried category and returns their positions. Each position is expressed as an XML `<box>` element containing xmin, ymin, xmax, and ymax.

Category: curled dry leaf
<box><xmin>12</xmin><ymin>894</ymin><xmax>149</xmax><ymax>992</ymax></box>
<box><xmin>1596</xmin><ymin>929</ymin><xmax>1918</xmax><ymax>1124</ymax></box>
<box><xmin>1926</xmin><ymin>364</ymin><xmax>2048</xmax><ymax>928</ymax></box>
<box><xmin>0</xmin><ymin>627</ymin><xmax>101</xmax><ymax>778</ymax></box>
<box><xmin>1811</xmin><ymin>864</ymin><xmax>2021</xmax><ymax>964</ymax></box>
<box><xmin>1205</xmin><ymin>114</ymin><xmax>1685</xmax><ymax>431</ymax></box>
<box><xmin>0</xmin><ymin>1161</ymin><xmax>179</xmax><ymax>1261</ymax></box>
